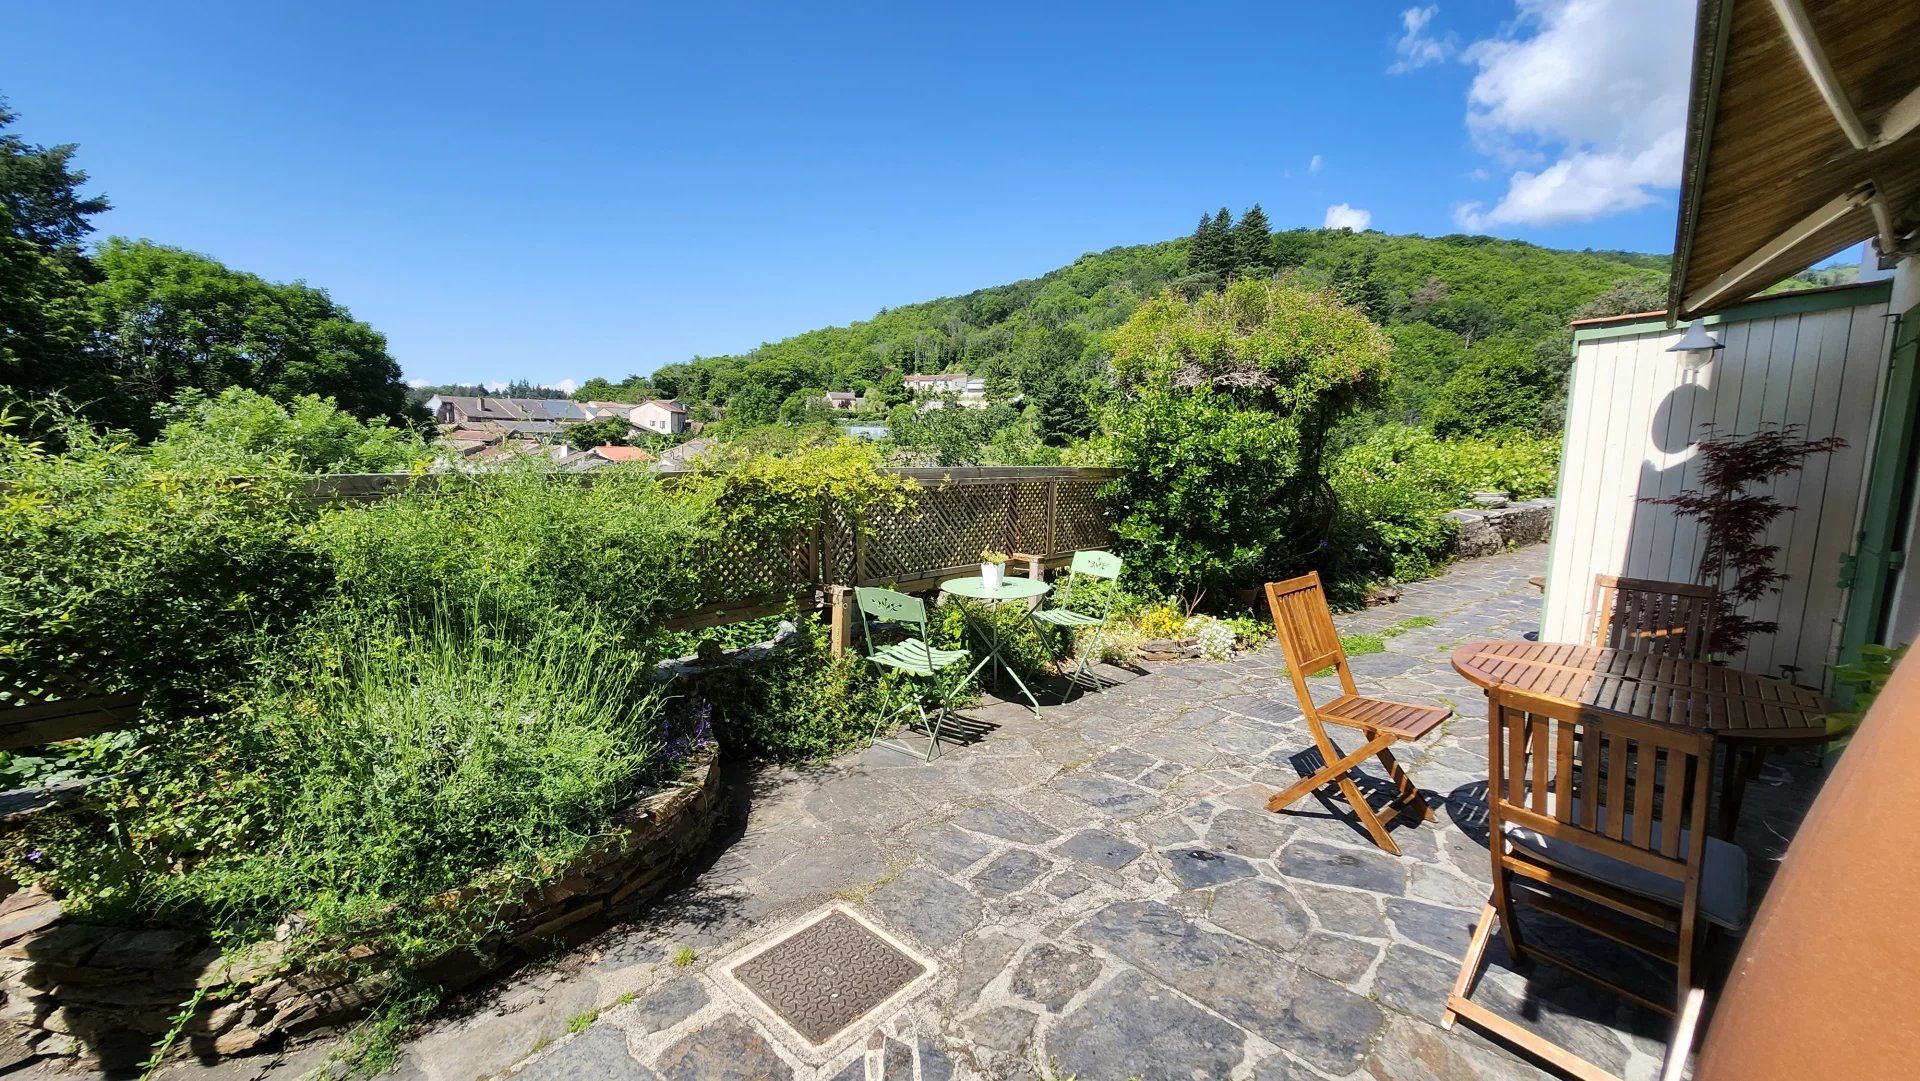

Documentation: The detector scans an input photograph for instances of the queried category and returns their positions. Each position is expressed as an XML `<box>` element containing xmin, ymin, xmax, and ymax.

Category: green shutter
<box><xmin>1834</xmin><ymin>303</ymin><xmax>1920</xmax><ymax>694</ymax></box>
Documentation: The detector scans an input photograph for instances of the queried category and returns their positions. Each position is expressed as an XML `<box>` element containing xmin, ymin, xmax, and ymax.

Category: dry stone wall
<box><xmin>0</xmin><ymin>748</ymin><xmax>723</xmax><ymax>1072</ymax></box>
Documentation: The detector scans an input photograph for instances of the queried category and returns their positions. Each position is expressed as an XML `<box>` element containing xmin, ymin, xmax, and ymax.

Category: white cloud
<box><xmin>546</xmin><ymin>378</ymin><xmax>580</xmax><ymax>394</ymax></box>
<box><xmin>1389</xmin><ymin>6</ymin><xmax>1452</xmax><ymax>73</ymax></box>
<box><xmin>1453</xmin><ymin>0</ymin><xmax>1692</xmax><ymax>229</ymax></box>
<box><xmin>1324</xmin><ymin>203</ymin><xmax>1373</xmax><ymax>231</ymax></box>
<box><xmin>483</xmin><ymin>380</ymin><xmax>507</xmax><ymax>392</ymax></box>
<box><xmin>1309</xmin><ymin>153</ymin><xmax>1325</xmax><ymax>174</ymax></box>
<box><xmin>406</xmin><ymin>377</ymin><xmax>429</xmax><ymax>388</ymax></box>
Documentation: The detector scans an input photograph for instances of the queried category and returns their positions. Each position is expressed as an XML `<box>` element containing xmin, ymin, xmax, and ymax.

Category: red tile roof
<box><xmin>590</xmin><ymin>444</ymin><xmax>655</xmax><ymax>463</ymax></box>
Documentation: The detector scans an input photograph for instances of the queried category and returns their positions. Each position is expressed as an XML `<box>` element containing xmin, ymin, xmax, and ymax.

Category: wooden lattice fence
<box><xmin>671</xmin><ymin>467</ymin><xmax>1117</xmax><ymax>628</ymax></box>
<box><xmin>1</xmin><ymin>466</ymin><xmax>1118</xmax><ymax>745</ymax></box>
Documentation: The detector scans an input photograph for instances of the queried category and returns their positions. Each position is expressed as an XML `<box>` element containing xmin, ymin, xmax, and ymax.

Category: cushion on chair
<box><xmin>1318</xmin><ymin>694</ymin><xmax>1448</xmax><ymax>740</ymax></box>
<box><xmin>1501</xmin><ymin>803</ymin><xmax>1748</xmax><ymax>930</ymax></box>
<box><xmin>868</xmin><ymin>640</ymin><xmax>971</xmax><ymax>677</ymax></box>
<box><xmin>1032</xmin><ymin>607</ymin><xmax>1103</xmax><ymax>627</ymax></box>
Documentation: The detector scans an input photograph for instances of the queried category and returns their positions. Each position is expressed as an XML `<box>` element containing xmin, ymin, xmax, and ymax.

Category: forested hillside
<box><xmin>580</xmin><ymin>223</ymin><xmax>1672</xmax><ymax>443</ymax></box>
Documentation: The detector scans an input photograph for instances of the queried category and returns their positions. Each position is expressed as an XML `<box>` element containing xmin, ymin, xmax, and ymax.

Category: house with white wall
<box><xmin>631</xmin><ymin>399</ymin><xmax>688</xmax><ymax>435</ymax></box>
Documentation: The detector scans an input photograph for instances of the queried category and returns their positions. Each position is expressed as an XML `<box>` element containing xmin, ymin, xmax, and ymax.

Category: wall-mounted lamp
<box><xmin>1666</xmin><ymin>318</ymin><xmax>1724</xmax><ymax>368</ymax></box>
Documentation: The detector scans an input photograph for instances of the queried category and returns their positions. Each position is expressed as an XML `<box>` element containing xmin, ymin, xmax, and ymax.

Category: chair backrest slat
<box><xmin>1068</xmin><ymin>549</ymin><xmax>1123</xmax><ymax>580</ymax></box>
<box><xmin>1552</xmin><ymin>717</ymin><xmax>1576</xmax><ymax>823</ymax></box>
<box><xmin>1586</xmin><ymin>574</ymin><xmax>1716</xmax><ymax>661</ymax></box>
<box><xmin>855</xmin><ymin>586</ymin><xmax>929</xmax><ymax>656</ymax></box>
<box><xmin>1486</xmin><ymin>686</ymin><xmax>1715</xmax><ymax>877</ymax></box>
<box><xmin>1631</xmin><ymin>740</ymin><xmax>1660</xmax><ymax>849</ymax></box>
<box><xmin>1264</xmin><ymin>573</ymin><xmax>1352</xmax><ymax>699</ymax></box>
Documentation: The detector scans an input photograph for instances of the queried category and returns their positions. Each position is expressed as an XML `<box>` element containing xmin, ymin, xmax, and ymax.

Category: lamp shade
<box><xmin>1667</xmin><ymin>318</ymin><xmax>1724</xmax><ymax>353</ymax></box>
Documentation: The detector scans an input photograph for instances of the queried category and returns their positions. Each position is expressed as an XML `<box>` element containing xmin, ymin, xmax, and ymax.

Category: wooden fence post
<box><xmin>1044</xmin><ymin>479</ymin><xmax>1058</xmax><ymax>556</ymax></box>
<box><xmin>828</xmin><ymin>586</ymin><xmax>855</xmax><ymax>657</ymax></box>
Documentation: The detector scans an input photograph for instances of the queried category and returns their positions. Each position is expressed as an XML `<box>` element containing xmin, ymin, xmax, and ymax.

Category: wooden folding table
<box><xmin>1451</xmin><ymin>640</ymin><xmax>1834</xmax><ymax>836</ymax></box>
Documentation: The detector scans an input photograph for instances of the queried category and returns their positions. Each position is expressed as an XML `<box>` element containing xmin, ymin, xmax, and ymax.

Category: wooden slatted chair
<box><xmin>1445</xmin><ymin>685</ymin><xmax>1749</xmax><ymax>1081</ymax></box>
<box><xmin>1586</xmin><ymin>574</ymin><xmax>1716</xmax><ymax>661</ymax></box>
<box><xmin>1263</xmin><ymin>572</ymin><xmax>1447</xmax><ymax>855</ymax></box>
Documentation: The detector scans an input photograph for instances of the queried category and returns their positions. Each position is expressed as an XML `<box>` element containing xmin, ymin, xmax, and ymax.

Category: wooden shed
<box><xmin>1541</xmin><ymin>281</ymin><xmax>1898</xmax><ymax>677</ymax></box>
<box><xmin>1542</xmin><ymin>0</ymin><xmax>1920</xmax><ymax>682</ymax></box>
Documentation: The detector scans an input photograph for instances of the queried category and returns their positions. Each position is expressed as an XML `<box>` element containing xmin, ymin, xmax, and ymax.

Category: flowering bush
<box><xmin>1190</xmin><ymin>618</ymin><xmax>1237</xmax><ymax>660</ymax></box>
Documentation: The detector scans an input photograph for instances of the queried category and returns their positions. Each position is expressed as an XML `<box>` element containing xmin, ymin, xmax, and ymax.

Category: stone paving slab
<box><xmin>144</xmin><ymin>544</ymin><xmax>1822</xmax><ymax>1081</ymax></box>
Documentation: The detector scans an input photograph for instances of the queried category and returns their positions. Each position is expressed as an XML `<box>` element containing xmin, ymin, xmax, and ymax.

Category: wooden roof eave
<box><xmin>1668</xmin><ymin>0</ymin><xmax>1738</xmax><ymax>326</ymax></box>
<box><xmin>1670</xmin><ymin>0</ymin><xmax>1920</xmax><ymax>319</ymax></box>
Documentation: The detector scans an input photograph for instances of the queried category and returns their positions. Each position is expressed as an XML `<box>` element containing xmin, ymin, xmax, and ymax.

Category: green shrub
<box><xmin>1102</xmin><ymin>387</ymin><xmax>1306</xmax><ymax>600</ymax></box>
<box><xmin>148</xmin><ymin>388</ymin><xmax>434</xmax><ymax>474</ymax></box>
<box><xmin>1336</xmin><ymin>423</ymin><xmax>1558</xmax><ymax>505</ymax></box>
<box><xmin>1321</xmin><ymin>424</ymin><xmax>1559</xmax><ymax>605</ymax></box>
<box><xmin>0</xmin><ymin>414</ymin><xmax>326</xmax><ymax>714</ymax></box>
<box><xmin>313</xmin><ymin>464</ymin><xmax>710</xmax><ymax>645</ymax></box>
<box><xmin>1100</xmin><ymin>277</ymin><xmax>1391</xmax><ymax>602</ymax></box>
<box><xmin>13</xmin><ymin>608</ymin><xmax>676</xmax><ymax>969</ymax></box>
<box><xmin>695</xmin><ymin>618</ymin><xmax>921</xmax><ymax>762</ymax></box>
<box><xmin>1428</xmin><ymin>339</ymin><xmax>1556</xmax><ymax>438</ymax></box>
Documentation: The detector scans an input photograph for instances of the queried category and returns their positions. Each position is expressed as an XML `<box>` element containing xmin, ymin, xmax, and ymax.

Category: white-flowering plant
<box><xmin>1192</xmin><ymin>618</ymin><xmax>1236</xmax><ymax>660</ymax></box>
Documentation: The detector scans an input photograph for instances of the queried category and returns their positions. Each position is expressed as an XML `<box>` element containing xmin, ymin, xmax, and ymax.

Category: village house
<box><xmin>904</xmin><ymin>373</ymin><xmax>988</xmax><ymax>410</ymax></box>
<box><xmin>630</xmin><ymin>398</ymin><xmax>689</xmax><ymax>435</ymax></box>
<box><xmin>422</xmin><ymin>395</ymin><xmax>593</xmax><ymax>427</ymax></box>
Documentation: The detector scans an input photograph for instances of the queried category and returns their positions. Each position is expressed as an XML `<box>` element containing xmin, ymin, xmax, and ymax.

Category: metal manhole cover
<box><xmin>731</xmin><ymin>910</ymin><xmax>926</xmax><ymax>1044</ymax></box>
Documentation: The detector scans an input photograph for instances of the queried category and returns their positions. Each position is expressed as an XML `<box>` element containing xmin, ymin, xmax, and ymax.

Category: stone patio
<box><xmin>160</xmin><ymin>544</ymin><xmax>1824</xmax><ymax>1081</ymax></box>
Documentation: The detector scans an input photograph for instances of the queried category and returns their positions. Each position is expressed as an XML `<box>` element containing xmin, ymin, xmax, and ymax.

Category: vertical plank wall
<box><xmin>1541</xmin><ymin>297</ymin><xmax>1895</xmax><ymax>680</ymax></box>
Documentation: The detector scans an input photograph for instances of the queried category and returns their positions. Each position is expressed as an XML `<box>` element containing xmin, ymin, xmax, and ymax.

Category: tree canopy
<box><xmin>85</xmin><ymin>239</ymin><xmax>417</xmax><ymax>436</ymax></box>
<box><xmin>0</xmin><ymin>101</ymin><xmax>109</xmax><ymax>414</ymax></box>
<box><xmin>1</xmin><ymin>102</ymin><xmax>419</xmax><ymax>439</ymax></box>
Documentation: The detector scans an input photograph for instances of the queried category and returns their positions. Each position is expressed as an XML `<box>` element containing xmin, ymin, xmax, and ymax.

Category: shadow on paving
<box><xmin>134</xmin><ymin>545</ymin><xmax>1831</xmax><ymax>1081</ymax></box>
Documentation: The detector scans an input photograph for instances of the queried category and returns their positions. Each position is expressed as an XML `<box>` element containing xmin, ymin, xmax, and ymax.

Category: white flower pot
<box><xmin>981</xmin><ymin>563</ymin><xmax>1004</xmax><ymax>591</ymax></box>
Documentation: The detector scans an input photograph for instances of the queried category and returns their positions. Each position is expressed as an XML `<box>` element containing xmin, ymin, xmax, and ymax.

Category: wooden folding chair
<box><xmin>1586</xmin><ymin>574</ymin><xmax>1716</xmax><ymax>661</ymax></box>
<box><xmin>1445</xmin><ymin>686</ymin><xmax>1749</xmax><ymax>1081</ymax></box>
<box><xmin>1263</xmin><ymin>572</ymin><xmax>1448</xmax><ymax>855</ymax></box>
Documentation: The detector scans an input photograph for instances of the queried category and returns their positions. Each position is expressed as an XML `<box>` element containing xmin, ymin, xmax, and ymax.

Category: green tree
<box><xmin>1378</xmin><ymin>322</ymin><xmax>1469</xmax><ymax>424</ymax></box>
<box><xmin>572</xmin><ymin>377</ymin><xmax>622</xmax><ymax>401</ymax></box>
<box><xmin>86</xmin><ymin>239</ymin><xmax>415</xmax><ymax>437</ymax></box>
<box><xmin>1103</xmin><ymin>277</ymin><xmax>1391</xmax><ymax>598</ymax></box>
<box><xmin>566</xmin><ymin>415</ymin><xmax>635</xmax><ymax>450</ymax></box>
<box><xmin>149</xmin><ymin>387</ymin><xmax>433</xmax><ymax>473</ymax></box>
<box><xmin>888</xmin><ymin>403</ymin><xmax>1049</xmax><ymax>466</ymax></box>
<box><xmin>1014</xmin><ymin>325</ymin><xmax>1095</xmax><ymax>444</ymax></box>
<box><xmin>722</xmin><ymin>383</ymin><xmax>780</xmax><ymax>429</ymax></box>
<box><xmin>1331</xmin><ymin>249</ymin><xmax>1390</xmax><ymax>322</ymax></box>
<box><xmin>0</xmin><ymin>102</ymin><xmax>110</xmax><ymax>416</ymax></box>
<box><xmin>1189</xmin><ymin>207</ymin><xmax>1233</xmax><ymax>278</ymax></box>
<box><xmin>1429</xmin><ymin>339</ymin><xmax>1555</xmax><ymax>437</ymax></box>
<box><xmin>651</xmin><ymin>363</ymin><xmax>693</xmax><ymax>400</ymax></box>
<box><xmin>1575</xmin><ymin>276</ymin><xmax>1667</xmax><ymax>320</ymax></box>
<box><xmin>1231</xmin><ymin>204</ymin><xmax>1274</xmax><ymax>277</ymax></box>
<box><xmin>870</xmin><ymin>368</ymin><xmax>910</xmax><ymax>408</ymax></box>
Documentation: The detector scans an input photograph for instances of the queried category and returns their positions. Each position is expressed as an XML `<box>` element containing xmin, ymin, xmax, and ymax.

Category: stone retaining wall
<box><xmin>0</xmin><ymin>747</ymin><xmax>723</xmax><ymax>1072</ymax></box>
<box><xmin>1447</xmin><ymin>497</ymin><xmax>1554</xmax><ymax>559</ymax></box>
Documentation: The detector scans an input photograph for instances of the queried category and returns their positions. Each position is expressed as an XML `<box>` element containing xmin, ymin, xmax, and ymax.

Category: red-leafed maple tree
<box><xmin>1640</xmin><ymin>424</ymin><xmax>1846</xmax><ymax>658</ymax></box>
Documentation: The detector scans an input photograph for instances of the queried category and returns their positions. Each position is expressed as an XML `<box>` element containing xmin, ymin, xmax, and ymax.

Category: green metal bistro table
<box><xmin>943</xmin><ymin>575</ymin><xmax>1051</xmax><ymax>718</ymax></box>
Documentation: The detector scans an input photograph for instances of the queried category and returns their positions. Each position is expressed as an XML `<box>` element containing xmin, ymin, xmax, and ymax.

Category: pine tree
<box><xmin>1189</xmin><ymin>207</ymin><xmax>1233</xmax><ymax>278</ymax></box>
<box><xmin>1188</xmin><ymin>212</ymin><xmax>1216</xmax><ymax>276</ymax></box>
<box><xmin>1232</xmin><ymin>204</ymin><xmax>1274</xmax><ymax>276</ymax></box>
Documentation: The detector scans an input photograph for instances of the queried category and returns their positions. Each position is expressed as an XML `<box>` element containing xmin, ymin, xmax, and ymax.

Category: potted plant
<box><xmin>980</xmin><ymin>549</ymin><xmax>1008</xmax><ymax>591</ymax></box>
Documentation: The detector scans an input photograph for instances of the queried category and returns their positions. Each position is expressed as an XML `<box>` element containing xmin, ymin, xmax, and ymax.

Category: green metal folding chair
<box><xmin>856</xmin><ymin>586</ymin><xmax>990</xmax><ymax>761</ymax></box>
<box><xmin>1029</xmin><ymin>549</ymin><xmax>1123</xmax><ymax>692</ymax></box>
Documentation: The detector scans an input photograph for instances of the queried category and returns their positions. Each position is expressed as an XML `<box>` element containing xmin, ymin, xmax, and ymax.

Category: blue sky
<box><xmin>9</xmin><ymin>1</ymin><xmax>1703</xmax><ymax>389</ymax></box>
